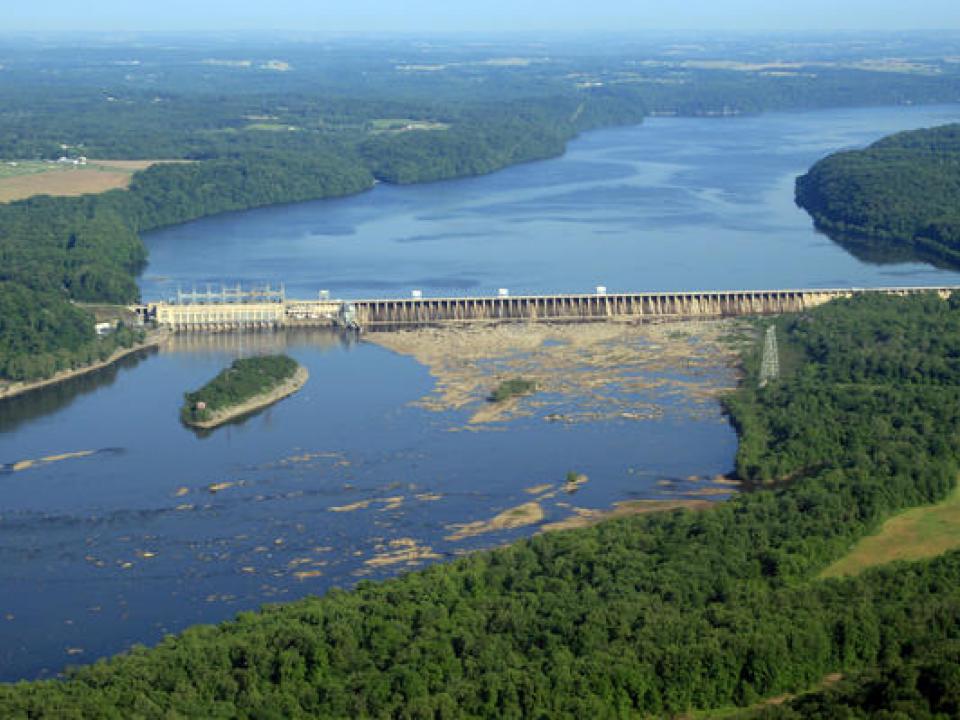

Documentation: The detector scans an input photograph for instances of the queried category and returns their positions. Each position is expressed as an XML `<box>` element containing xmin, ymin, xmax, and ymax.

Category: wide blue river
<box><xmin>1</xmin><ymin>104</ymin><xmax>959</xmax><ymax>682</ymax></box>
<box><xmin>143</xmin><ymin>104</ymin><xmax>960</xmax><ymax>300</ymax></box>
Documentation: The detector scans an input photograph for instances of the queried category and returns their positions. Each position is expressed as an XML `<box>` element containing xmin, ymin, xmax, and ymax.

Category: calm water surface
<box><xmin>2</xmin><ymin>105</ymin><xmax>960</xmax><ymax>681</ymax></box>
<box><xmin>143</xmin><ymin>104</ymin><xmax>960</xmax><ymax>299</ymax></box>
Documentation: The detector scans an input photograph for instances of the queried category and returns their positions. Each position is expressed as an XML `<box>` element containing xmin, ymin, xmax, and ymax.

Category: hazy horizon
<box><xmin>5</xmin><ymin>0</ymin><xmax>960</xmax><ymax>34</ymax></box>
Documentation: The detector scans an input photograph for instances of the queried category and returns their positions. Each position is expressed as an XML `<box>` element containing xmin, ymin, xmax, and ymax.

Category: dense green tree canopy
<box><xmin>0</xmin><ymin>283</ymin><xmax>144</xmax><ymax>381</ymax></box>
<box><xmin>757</xmin><ymin>640</ymin><xmax>960</xmax><ymax>719</ymax></box>
<box><xmin>796</xmin><ymin>123</ymin><xmax>960</xmax><ymax>266</ymax></box>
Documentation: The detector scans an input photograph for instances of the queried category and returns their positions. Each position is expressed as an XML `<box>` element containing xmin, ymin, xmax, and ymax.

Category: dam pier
<box><xmin>134</xmin><ymin>286</ymin><xmax>958</xmax><ymax>332</ymax></box>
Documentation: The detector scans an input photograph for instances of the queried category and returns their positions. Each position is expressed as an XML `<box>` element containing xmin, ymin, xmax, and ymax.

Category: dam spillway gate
<box><xmin>135</xmin><ymin>286</ymin><xmax>958</xmax><ymax>332</ymax></box>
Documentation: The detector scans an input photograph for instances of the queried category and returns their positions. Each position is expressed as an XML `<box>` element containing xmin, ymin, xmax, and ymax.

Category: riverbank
<box><xmin>0</xmin><ymin>329</ymin><xmax>168</xmax><ymax>402</ymax></box>
<box><xmin>182</xmin><ymin>365</ymin><xmax>308</xmax><ymax>429</ymax></box>
<box><xmin>540</xmin><ymin>497</ymin><xmax>715</xmax><ymax>533</ymax></box>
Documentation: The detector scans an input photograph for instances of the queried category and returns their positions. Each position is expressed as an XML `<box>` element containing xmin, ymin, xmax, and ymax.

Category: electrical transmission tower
<box><xmin>759</xmin><ymin>325</ymin><xmax>780</xmax><ymax>387</ymax></box>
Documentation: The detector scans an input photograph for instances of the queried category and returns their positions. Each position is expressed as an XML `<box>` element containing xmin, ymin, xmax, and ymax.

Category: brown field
<box><xmin>820</xmin><ymin>482</ymin><xmax>960</xmax><ymax>578</ymax></box>
<box><xmin>86</xmin><ymin>159</ymin><xmax>168</xmax><ymax>171</ymax></box>
<box><xmin>0</xmin><ymin>160</ymin><xmax>188</xmax><ymax>203</ymax></box>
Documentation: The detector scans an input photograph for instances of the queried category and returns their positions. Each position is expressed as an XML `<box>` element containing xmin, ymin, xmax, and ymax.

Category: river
<box><xmin>143</xmin><ymin>104</ymin><xmax>960</xmax><ymax>300</ymax></box>
<box><xmin>1</xmin><ymin>104</ymin><xmax>958</xmax><ymax>682</ymax></box>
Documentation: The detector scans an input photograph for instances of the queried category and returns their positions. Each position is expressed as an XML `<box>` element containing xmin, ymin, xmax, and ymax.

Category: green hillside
<box><xmin>796</xmin><ymin>122</ymin><xmax>960</xmax><ymax>266</ymax></box>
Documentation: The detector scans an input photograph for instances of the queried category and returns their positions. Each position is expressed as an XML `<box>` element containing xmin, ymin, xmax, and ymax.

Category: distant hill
<box><xmin>796</xmin><ymin>123</ymin><xmax>960</xmax><ymax>266</ymax></box>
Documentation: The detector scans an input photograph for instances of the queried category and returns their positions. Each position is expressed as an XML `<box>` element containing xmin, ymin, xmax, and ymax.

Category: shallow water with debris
<box><xmin>0</xmin><ymin>328</ymin><xmax>739</xmax><ymax>680</ymax></box>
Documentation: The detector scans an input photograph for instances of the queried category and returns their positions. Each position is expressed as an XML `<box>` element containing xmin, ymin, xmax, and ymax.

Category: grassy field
<box><xmin>821</xmin><ymin>482</ymin><xmax>960</xmax><ymax>578</ymax></box>
<box><xmin>0</xmin><ymin>159</ymin><xmax>177</xmax><ymax>202</ymax></box>
<box><xmin>74</xmin><ymin>302</ymin><xmax>142</xmax><ymax>325</ymax></box>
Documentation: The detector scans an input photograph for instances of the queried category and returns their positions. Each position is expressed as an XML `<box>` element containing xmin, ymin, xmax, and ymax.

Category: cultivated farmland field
<box><xmin>0</xmin><ymin>159</ymin><xmax>177</xmax><ymax>203</ymax></box>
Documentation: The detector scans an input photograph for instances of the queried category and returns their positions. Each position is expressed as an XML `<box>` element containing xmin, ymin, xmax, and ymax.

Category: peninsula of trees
<box><xmin>3</xmin><ymin>293</ymin><xmax>960</xmax><ymax>717</ymax></box>
<box><xmin>181</xmin><ymin>355</ymin><xmax>306</xmax><ymax>429</ymax></box>
<box><xmin>796</xmin><ymin>122</ymin><xmax>960</xmax><ymax>266</ymax></box>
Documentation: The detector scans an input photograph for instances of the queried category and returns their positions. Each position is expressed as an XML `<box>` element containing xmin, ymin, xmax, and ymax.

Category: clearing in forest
<box><xmin>369</xmin><ymin>118</ymin><xmax>450</xmax><ymax>133</ymax></box>
<box><xmin>0</xmin><ymin>159</ymin><xmax>182</xmax><ymax>202</ymax></box>
<box><xmin>821</xmin><ymin>482</ymin><xmax>960</xmax><ymax>578</ymax></box>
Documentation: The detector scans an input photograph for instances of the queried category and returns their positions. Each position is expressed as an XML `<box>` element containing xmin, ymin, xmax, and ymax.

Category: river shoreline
<box><xmin>0</xmin><ymin>329</ymin><xmax>169</xmax><ymax>402</ymax></box>
<box><xmin>183</xmin><ymin>365</ymin><xmax>309</xmax><ymax>430</ymax></box>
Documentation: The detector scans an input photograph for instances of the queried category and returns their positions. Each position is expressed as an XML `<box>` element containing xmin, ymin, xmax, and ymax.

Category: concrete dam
<box><xmin>136</xmin><ymin>286</ymin><xmax>958</xmax><ymax>332</ymax></box>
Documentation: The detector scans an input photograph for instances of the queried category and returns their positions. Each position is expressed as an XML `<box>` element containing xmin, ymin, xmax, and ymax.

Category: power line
<box><xmin>759</xmin><ymin>325</ymin><xmax>780</xmax><ymax>388</ymax></box>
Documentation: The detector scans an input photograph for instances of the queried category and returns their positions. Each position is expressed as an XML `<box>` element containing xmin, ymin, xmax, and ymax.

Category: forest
<box><xmin>1</xmin><ymin>293</ymin><xmax>959</xmax><ymax>717</ymax></box>
<box><xmin>755</xmin><ymin>638</ymin><xmax>960</xmax><ymax>719</ymax></box>
<box><xmin>0</xmin><ymin>280</ymin><xmax>145</xmax><ymax>381</ymax></box>
<box><xmin>181</xmin><ymin>354</ymin><xmax>299</xmax><ymax>424</ymax></box>
<box><xmin>795</xmin><ymin>122</ymin><xmax>960</xmax><ymax>267</ymax></box>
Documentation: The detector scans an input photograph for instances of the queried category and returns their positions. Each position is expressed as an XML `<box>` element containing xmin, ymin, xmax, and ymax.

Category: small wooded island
<box><xmin>488</xmin><ymin>377</ymin><xmax>537</xmax><ymax>402</ymax></box>
<box><xmin>181</xmin><ymin>354</ymin><xmax>307</xmax><ymax>429</ymax></box>
<box><xmin>796</xmin><ymin>122</ymin><xmax>960</xmax><ymax>266</ymax></box>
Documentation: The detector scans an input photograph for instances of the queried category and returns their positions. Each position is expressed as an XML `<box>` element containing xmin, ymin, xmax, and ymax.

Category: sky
<box><xmin>4</xmin><ymin>0</ymin><xmax>960</xmax><ymax>34</ymax></box>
